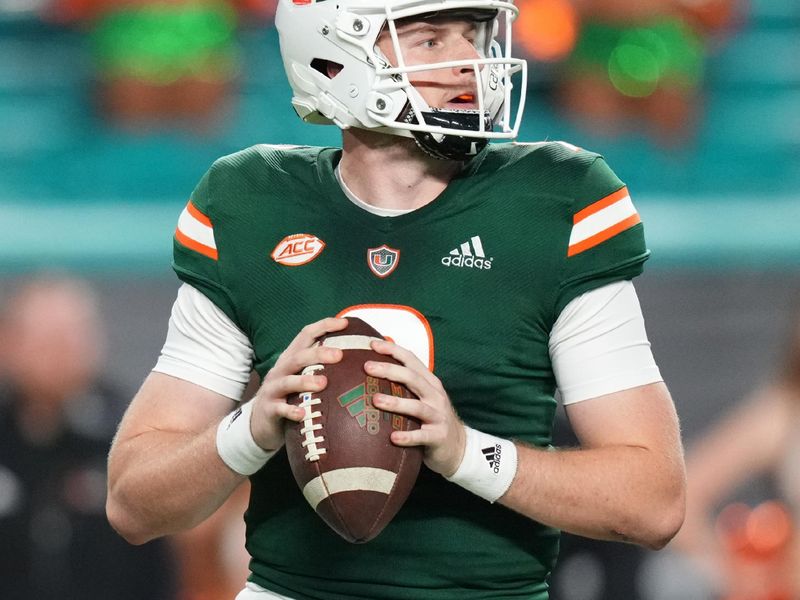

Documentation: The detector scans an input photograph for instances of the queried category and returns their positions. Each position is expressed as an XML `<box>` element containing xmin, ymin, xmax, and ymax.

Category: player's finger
<box><xmin>389</xmin><ymin>426</ymin><xmax>436</xmax><ymax>447</ymax></box>
<box><xmin>373</xmin><ymin>393</ymin><xmax>434</xmax><ymax>422</ymax></box>
<box><xmin>369</xmin><ymin>338</ymin><xmax>423</xmax><ymax>368</ymax></box>
<box><xmin>285</xmin><ymin>317</ymin><xmax>349</xmax><ymax>355</ymax></box>
<box><xmin>369</xmin><ymin>339</ymin><xmax>442</xmax><ymax>390</ymax></box>
<box><xmin>263</xmin><ymin>373</ymin><xmax>326</xmax><ymax>399</ymax></box>
<box><xmin>271</xmin><ymin>400</ymin><xmax>305</xmax><ymax>422</ymax></box>
<box><xmin>363</xmin><ymin>360</ymin><xmax>436</xmax><ymax>401</ymax></box>
<box><xmin>278</xmin><ymin>344</ymin><xmax>342</xmax><ymax>375</ymax></box>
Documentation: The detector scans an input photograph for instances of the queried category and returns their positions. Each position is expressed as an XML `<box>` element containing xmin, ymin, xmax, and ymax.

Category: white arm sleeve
<box><xmin>152</xmin><ymin>284</ymin><xmax>254</xmax><ymax>400</ymax></box>
<box><xmin>549</xmin><ymin>280</ymin><xmax>663</xmax><ymax>405</ymax></box>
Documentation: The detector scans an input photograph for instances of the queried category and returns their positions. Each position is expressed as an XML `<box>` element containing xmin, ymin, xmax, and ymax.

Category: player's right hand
<box><xmin>249</xmin><ymin>317</ymin><xmax>347</xmax><ymax>451</ymax></box>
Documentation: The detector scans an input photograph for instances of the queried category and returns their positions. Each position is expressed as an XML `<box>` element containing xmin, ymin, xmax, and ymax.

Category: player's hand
<box><xmin>249</xmin><ymin>317</ymin><xmax>347</xmax><ymax>451</ymax></box>
<box><xmin>366</xmin><ymin>339</ymin><xmax>466</xmax><ymax>478</ymax></box>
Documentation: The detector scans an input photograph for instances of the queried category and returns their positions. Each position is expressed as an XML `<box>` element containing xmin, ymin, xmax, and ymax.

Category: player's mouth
<box><xmin>443</xmin><ymin>93</ymin><xmax>477</xmax><ymax>110</ymax></box>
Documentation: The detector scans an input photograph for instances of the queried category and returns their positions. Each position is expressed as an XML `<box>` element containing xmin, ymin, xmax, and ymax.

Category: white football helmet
<box><xmin>275</xmin><ymin>0</ymin><xmax>528</xmax><ymax>160</ymax></box>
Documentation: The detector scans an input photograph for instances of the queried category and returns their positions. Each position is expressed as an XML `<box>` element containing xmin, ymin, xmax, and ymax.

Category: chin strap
<box><xmin>400</xmin><ymin>105</ymin><xmax>491</xmax><ymax>161</ymax></box>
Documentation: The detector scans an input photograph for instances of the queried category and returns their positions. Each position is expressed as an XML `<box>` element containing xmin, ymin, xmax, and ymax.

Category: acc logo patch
<box><xmin>271</xmin><ymin>233</ymin><xmax>325</xmax><ymax>266</ymax></box>
<box><xmin>367</xmin><ymin>244</ymin><xmax>400</xmax><ymax>278</ymax></box>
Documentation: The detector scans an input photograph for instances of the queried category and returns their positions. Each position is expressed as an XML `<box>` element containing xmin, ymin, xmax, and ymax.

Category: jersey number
<box><xmin>336</xmin><ymin>304</ymin><xmax>434</xmax><ymax>371</ymax></box>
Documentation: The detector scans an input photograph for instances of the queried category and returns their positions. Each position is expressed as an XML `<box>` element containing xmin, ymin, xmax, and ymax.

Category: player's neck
<box><xmin>339</xmin><ymin>128</ymin><xmax>462</xmax><ymax>211</ymax></box>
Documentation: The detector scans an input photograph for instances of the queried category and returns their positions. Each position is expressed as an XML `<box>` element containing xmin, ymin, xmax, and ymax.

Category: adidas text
<box><xmin>441</xmin><ymin>255</ymin><xmax>493</xmax><ymax>269</ymax></box>
<box><xmin>443</xmin><ymin>235</ymin><xmax>493</xmax><ymax>269</ymax></box>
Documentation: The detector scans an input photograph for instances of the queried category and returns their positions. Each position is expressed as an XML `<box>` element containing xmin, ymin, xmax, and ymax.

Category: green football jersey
<box><xmin>172</xmin><ymin>141</ymin><xmax>649</xmax><ymax>600</ymax></box>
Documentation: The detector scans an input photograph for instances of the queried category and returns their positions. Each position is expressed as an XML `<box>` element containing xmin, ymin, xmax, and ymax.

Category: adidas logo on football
<box><xmin>338</xmin><ymin>376</ymin><xmax>389</xmax><ymax>436</ymax></box>
<box><xmin>442</xmin><ymin>235</ymin><xmax>493</xmax><ymax>269</ymax></box>
<box><xmin>482</xmin><ymin>444</ymin><xmax>502</xmax><ymax>474</ymax></box>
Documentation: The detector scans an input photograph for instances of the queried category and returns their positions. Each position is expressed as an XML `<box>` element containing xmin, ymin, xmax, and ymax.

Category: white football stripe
<box><xmin>177</xmin><ymin>206</ymin><xmax>217</xmax><ymax>249</ymax></box>
<box><xmin>302</xmin><ymin>467</ymin><xmax>397</xmax><ymax>510</ymax></box>
<box><xmin>569</xmin><ymin>196</ymin><xmax>637</xmax><ymax>246</ymax></box>
<box><xmin>321</xmin><ymin>335</ymin><xmax>382</xmax><ymax>350</ymax></box>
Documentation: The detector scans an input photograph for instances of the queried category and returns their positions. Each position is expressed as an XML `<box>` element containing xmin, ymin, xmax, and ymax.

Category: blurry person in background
<box><xmin>673</xmin><ymin>307</ymin><xmax>800</xmax><ymax>599</ymax></box>
<box><xmin>546</xmin><ymin>0</ymin><xmax>740</xmax><ymax>146</ymax></box>
<box><xmin>0</xmin><ymin>275</ymin><xmax>176</xmax><ymax>600</ymax></box>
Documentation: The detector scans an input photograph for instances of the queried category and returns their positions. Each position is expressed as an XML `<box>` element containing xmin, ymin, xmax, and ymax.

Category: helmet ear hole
<box><xmin>311</xmin><ymin>58</ymin><xmax>344</xmax><ymax>79</ymax></box>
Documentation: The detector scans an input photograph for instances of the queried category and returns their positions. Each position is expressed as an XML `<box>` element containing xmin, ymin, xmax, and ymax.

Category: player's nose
<box><xmin>450</xmin><ymin>36</ymin><xmax>481</xmax><ymax>77</ymax></box>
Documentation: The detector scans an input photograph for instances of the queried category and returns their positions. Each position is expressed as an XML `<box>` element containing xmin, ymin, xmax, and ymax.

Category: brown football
<box><xmin>284</xmin><ymin>317</ymin><xmax>423</xmax><ymax>543</ymax></box>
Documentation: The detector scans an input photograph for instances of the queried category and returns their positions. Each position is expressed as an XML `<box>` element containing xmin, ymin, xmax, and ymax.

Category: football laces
<box><xmin>298</xmin><ymin>392</ymin><xmax>326</xmax><ymax>461</ymax></box>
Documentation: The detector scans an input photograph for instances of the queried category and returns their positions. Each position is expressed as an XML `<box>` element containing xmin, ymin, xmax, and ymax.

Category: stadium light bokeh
<box><xmin>515</xmin><ymin>0</ymin><xmax>579</xmax><ymax>62</ymax></box>
<box><xmin>91</xmin><ymin>2</ymin><xmax>239</xmax><ymax>85</ymax></box>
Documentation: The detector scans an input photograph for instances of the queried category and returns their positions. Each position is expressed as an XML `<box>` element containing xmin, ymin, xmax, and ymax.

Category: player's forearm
<box><xmin>107</xmin><ymin>424</ymin><xmax>245</xmax><ymax>544</ymax></box>
<box><xmin>499</xmin><ymin>443</ymin><xmax>685</xmax><ymax>549</ymax></box>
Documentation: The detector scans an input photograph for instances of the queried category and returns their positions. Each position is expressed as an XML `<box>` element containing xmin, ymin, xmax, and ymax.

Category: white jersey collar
<box><xmin>334</xmin><ymin>164</ymin><xmax>413</xmax><ymax>218</ymax></box>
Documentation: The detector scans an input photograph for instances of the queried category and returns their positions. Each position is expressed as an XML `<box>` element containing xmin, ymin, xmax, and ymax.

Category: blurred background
<box><xmin>0</xmin><ymin>0</ymin><xmax>798</xmax><ymax>598</ymax></box>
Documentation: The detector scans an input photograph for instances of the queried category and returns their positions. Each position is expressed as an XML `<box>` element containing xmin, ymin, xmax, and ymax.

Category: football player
<box><xmin>107</xmin><ymin>1</ymin><xmax>686</xmax><ymax>598</ymax></box>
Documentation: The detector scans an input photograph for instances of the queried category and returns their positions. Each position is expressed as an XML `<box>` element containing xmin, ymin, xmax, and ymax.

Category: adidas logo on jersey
<box><xmin>441</xmin><ymin>235</ymin><xmax>493</xmax><ymax>269</ymax></box>
<box><xmin>482</xmin><ymin>444</ymin><xmax>502</xmax><ymax>474</ymax></box>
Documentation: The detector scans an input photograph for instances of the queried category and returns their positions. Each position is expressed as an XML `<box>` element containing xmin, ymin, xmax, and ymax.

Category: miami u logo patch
<box><xmin>367</xmin><ymin>244</ymin><xmax>400</xmax><ymax>278</ymax></box>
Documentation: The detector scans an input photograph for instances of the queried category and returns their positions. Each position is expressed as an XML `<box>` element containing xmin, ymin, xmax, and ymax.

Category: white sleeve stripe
<box><xmin>549</xmin><ymin>280</ymin><xmax>663</xmax><ymax>405</ymax></box>
<box><xmin>177</xmin><ymin>205</ymin><xmax>217</xmax><ymax>249</ymax></box>
<box><xmin>568</xmin><ymin>196</ymin><xmax>636</xmax><ymax>246</ymax></box>
<box><xmin>153</xmin><ymin>284</ymin><xmax>254</xmax><ymax>401</ymax></box>
<box><xmin>558</xmin><ymin>367</ymin><xmax>663</xmax><ymax>405</ymax></box>
<box><xmin>153</xmin><ymin>357</ymin><xmax>245</xmax><ymax>401</ymax></box>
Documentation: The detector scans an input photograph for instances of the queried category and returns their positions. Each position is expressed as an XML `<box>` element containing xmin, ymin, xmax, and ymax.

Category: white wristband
<box><xmin>216</xmin><ymin>401</ymin><xmax>276</xmax><ymax>476</ymax></box>
<box><xmin>446</xmin><ymin>426</ymin><xmax>518</xmax><ymax>503</ymax></box>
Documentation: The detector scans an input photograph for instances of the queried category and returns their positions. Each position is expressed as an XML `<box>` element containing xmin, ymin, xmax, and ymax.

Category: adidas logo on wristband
<box><xmin>216</xmin><ymin>401</ymin><xmax>276</xmax><ymax>476</ymax></box>
<box><xmin>227</xmin><ymin>406</ymin><xmax>243</xmax><ymax>427</ymax></box>
<box><xmin>447</xmin><ymin>427</ymin><xmax>518</xmax><ymax>503</ymax></box>
<box><xmin>482</xmin><ymin>444</ymin><xmax>502</xmax><ymax>473</ymax></box>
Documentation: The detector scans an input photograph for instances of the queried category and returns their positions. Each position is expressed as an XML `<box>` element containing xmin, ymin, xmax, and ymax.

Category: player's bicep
<box><xmin>115</xmin><ymin>371</ymin><xmax>235</xmax><ymax>442</ymax></box>
<box><xmin>108</xmin><ymin>372</ymin><xmax>236</xmax><ymax>483</ymax></box>
<box><xmin>565</xmin><ymin>382</ymin><xmax>681</xmax><ymax>453</ymax></box>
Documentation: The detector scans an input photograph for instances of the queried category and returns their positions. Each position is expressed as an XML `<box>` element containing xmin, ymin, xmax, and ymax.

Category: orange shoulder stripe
<box><xmin>175</xmin><ymin>228</ymin><xmax>219</xmax><ymax>260</ymax></box>
<box><xmin>567</xmin><ymin>214</ymin><xmax>641</xmax><ymax>257</ymax></box>
<box><xmin>187</xmin><ymin>200</ymin><xmax>213</xmax><ymax>228</ymax></box>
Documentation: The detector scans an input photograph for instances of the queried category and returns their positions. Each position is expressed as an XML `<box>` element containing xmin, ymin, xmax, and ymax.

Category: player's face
<box><xmin>376</xmin><ymin>18</ymin><xmax>481</xmax><ymax>110</ymax></box>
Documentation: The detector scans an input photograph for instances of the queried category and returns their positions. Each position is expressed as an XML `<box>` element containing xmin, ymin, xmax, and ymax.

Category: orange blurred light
<box><xmin>746</xmin><ymin>501</ymin><xmax>793</xmax><ymax>556</ymax></box>
<box><xmin>516</xmin><ymin>0</ymin><xmax>578</xmax><ymax>62</ymax></box>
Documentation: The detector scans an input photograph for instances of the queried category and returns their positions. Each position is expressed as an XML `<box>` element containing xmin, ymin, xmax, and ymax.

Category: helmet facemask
<box><xmin>372</xmin><ymin>7</ymin><xmax>515</xmax><ymax>159</ymax></box>
<box><xmin>276</xmin><ymin>0</ymin><xmax>528</xmax><ymax>161</ymax></box>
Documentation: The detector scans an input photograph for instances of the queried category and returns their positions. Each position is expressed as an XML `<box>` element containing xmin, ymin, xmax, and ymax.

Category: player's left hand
<box><xmin>365</xmin><ymin>339</ymin><xmax>466</xmax><ymax>478</ymax></box>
